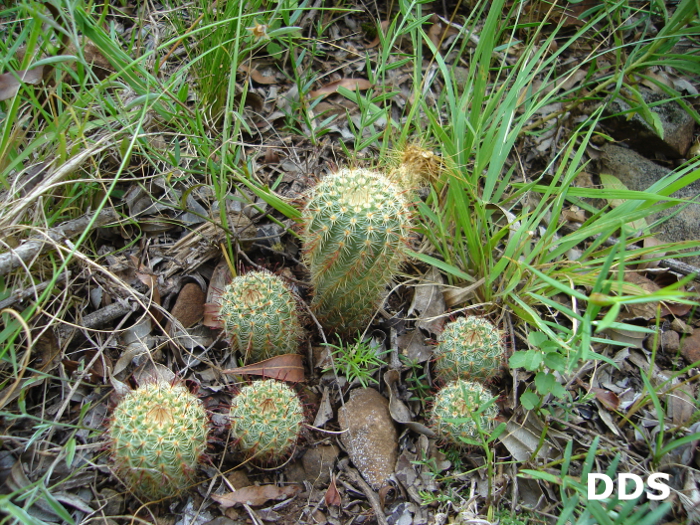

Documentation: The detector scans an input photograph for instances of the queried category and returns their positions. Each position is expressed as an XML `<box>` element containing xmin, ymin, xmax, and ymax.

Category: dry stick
<box><xmin>0</xmin><ymin>272</ymin><xmax>67</xmax><ymax>310</ymax></box>
<box><xmin>344</xmin><ymin>467</ymin><xmax>390</xmax><ymax>525</ymax></box>
<box><xmin>0</xmin><ymin>208</ymin><xmax>119</xmax><ymax>276</ymax></box>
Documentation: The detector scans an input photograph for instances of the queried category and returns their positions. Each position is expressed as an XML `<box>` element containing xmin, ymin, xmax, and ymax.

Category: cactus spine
<box><xmin>302</xmin><ymin>168</ymin><xmax>412</xmax><ymax>334</ymax></box>
<box><xmin>108</xmin><ymin>381</ymin><xmax>209</xmax><ymax>501</ymax></box>
<box><xmin>229</xmin><ymin>380</ymin><xmax>304</xmax><ymax>463</ymax></box>
<box><xmin>434</xmin><ymin>317</ymin><xmax>503</xmax><ymax>382</ymax></box>
<box><xmin>218</xmin><ymin>271</ymin><xmax>302</xmax><ymax>363</ymax></box>
<box><xmin>431</xmin><ymin>379</ymin><xmax>498</xmax><ymax>446</ymax></box>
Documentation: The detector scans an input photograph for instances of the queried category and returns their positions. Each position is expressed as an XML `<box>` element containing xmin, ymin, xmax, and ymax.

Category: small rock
<box><xmin>672</xmin><ymin>318</ymin><xmax>693</xmax><ymax>335</ymax></box>
<box><xmin>302</xmin><ymin>444</ymin><xmax>340</xmax><ymax>485</ymax></box>
<box><xmin>603</xmin><ymin>89</ymin><xmax>694</xmax><ymax>158</ymax></box>
<box><xmin>599</xmin><ymin>145</ymin><xmax>700</xmax><ymax>266</ymax></box>
<box><xmin>338</xmin><ymin>388</ymin><xmax>398</xmax><ymax>489</ymax></box>
<box><xmin>680</xmin><ymin>331</ymin><xmax>700</xmax><ymax>364</ymax></box>
<box><xmin>284</xmin><ymin>460</ymin><xmax>308</xmax><ymax>484</ymax></box>
<box><xmin>662</xmin><ymin>330</ymin><xmax>681</xmax><ymax>352</ymax></box>
<box><xmin>226</xmin><ymin>470</ymin><xmax>250</xmax><ymax>490</ymax></box>
<box><xmin>98</xmin><ymin>489</ymin><xmax>123</xmax><ymax>516</ymax></box>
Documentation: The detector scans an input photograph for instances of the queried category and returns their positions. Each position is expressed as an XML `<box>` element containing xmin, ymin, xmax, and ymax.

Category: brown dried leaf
<box><xmin>0</xmin><ymin>66</ymin><xmax>44</xmax><ymax>101</ymax></box>
<box><xmin>324</xmin><ymin>474</ymin><xmax>341</xmax><ymax>507</ymax></box>
<box><xmin>592</xmin><ymin>387</ymin><xmax>620</xmax><ymax>411</ymax></box>
<box><xmin>212</xmin><ymin>484</ymin><xmax>301</xmax><ymax>508</ymax></box>
<box><xmin>239</xmin><ymin>63</ymin><xmax>277</xmax><ymax>85</ymax></box>
<box><xmin>224</xmin><ymin>353</ymin><xmax>305</xmax><ymax>382</ymax></box>
<box><xmin>409</xmin><ymin>266</ymin><xmax>446</xmax><ymax>335</ymax></box>
<box><xmin>167</xmin><ymin>282</ymin><xmax>205</xmax><ymax>332</ymax></box>
<box><xmin>310</xmin><ymin>78</ymin><xmax>372</xmax><ymax>99</ymax></box>
<box><xmin>133</xmin><ymin>256</ymin><xmax>162</xmax><ymax>323</ymax></box>
<box><xmin>367</xmin><ymin>20</ymin><xmax>390</xmax><ymax>48</ymax></box>
<box><xmin>667</xmin><ymin>384</ymin><xmax>695</xmax><ymax>427</ymax></box>
<box><xmin>384</xmin><ymin>370</ymin><xmax>435</xmax><ymax>437</ymax></box>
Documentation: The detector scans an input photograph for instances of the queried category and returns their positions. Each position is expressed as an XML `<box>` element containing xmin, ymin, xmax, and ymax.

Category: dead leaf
<box><xmin>166</xmin><ymin>282</ymin><xmax>206</xmax><ymax>334</ymax></box>
<box><xmin>0</xmin><ymin>66</ymin><xmax>44</xmax><ymax>101</ymax></box>
<box><xmin>396</xmin><ymin>329</ymin><xmax>432</xmax><ymax>363</ymax></box>
<box><xmin>132</xmin><ymin>256</ymin><xmax>162</xmax><ymax>323</ymax></box>
<box><xmin>212</xmin><ymin>484</ymin><xmax>301</xmax><ymax>508</ymax></box>
<box><xmin>224</xmin><ymin>353</ymin><xmax>305</xmax><ymax>382</ymax></box>
<box><xmin>239</xmin><ymin>63</ymin><xmax>277</xmax><ymax>85</ymax></box>
<box><xmin>667</xmin><ymin>384</ymin><xmax>695</xmax><ymax>427</ymax></box>
<box><xmin>310</xmin><ymin>78</ymin><xmax>372</xmax><ymax>99</ymax></box>
<box><xmin>313</xmin><ymin>386</ymin><xmax>334</xmax><ymax>428</ymax></box>
<box><xmin>408</xmin><ymin>267</ymin><xmax>446</xmax><ymax>335</ymax></box>
<box><xmin>367</xmin><ymin>21</ymin><xmax>390</xmax><ymax>48</ymax></box>
<box><xmin>499</xmin><ymin>410</ymin><xmax>556</xmax><ymax>461</ymax></box>
<box><xmin>592</xmin><ymin>387</ymin><xmax>620</xmax><ymax>411</ymax></box>
<box><xmin>383</xmin><ymin>370</ymin><xmax>435</xmax><ymax>437</ymax></box>
<box><xmin>324</xmin><ymin>474</ymin><xmax>341</xmax><ymax>507</ymax></box>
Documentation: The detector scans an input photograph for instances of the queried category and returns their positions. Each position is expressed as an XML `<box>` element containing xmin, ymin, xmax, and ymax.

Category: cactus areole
<box><xmin>302</xmin><ymin>169</ymin><xmax>412</xmax><ymax>333</ymax></box>
<box><xmin>108</xmin><ymin>381</ymin><xmax>209</xmax><ymax>501</ymax></box>
<box><xmin>218</xmin><ymin>271</ymin><xmax>302</xmax><ymax>363</ymax></box>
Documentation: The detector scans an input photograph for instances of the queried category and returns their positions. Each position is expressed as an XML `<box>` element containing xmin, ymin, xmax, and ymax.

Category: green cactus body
<box><xmin>218</xmin><ymin>271</ymin><xmax>302</xmax><ymax>363</ymax></box>
<box><xmin>431</xmin><ymin>380</ymin><xmax>498</xmax><ymax>446</ymax></box>
<box><xmin>108</xmin><ymin>381</ymin><xmax>209</xmax><ymax>501</ymax></box>
<box><xmin>229</xmin><ymin>380</ymin><xmax>304</xmax><ymax>463</ymax></box>
<box><xmin>302</xmin><ymin>169</ymin><xmax>412</xmax><ymax>333</ymax></box>
<box><xmin>434</xmin><ymin>317</ymin><xmax>502</xmax><ymax>382</ymax></box>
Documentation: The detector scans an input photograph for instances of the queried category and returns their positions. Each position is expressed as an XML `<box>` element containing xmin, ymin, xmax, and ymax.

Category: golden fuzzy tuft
<box><xmin>388</xmin><ymin>144</ymin><xmax>443</xmax><ymax>190</ymax></box>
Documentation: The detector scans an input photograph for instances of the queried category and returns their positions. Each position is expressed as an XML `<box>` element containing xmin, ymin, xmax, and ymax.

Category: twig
<box><xmin>0</xmin><ymin>208</ymin><xmax>119</xmax><ymax>276</ymax></box>
<box><xmin>0</xmin><ymin>272</ymin><xmax>67</xmax><ymax>310</ymax></box>
<box><xmin>344</xmin><ymin>467</ymin><xmax>390</xmax><ymax>525</ymax></box>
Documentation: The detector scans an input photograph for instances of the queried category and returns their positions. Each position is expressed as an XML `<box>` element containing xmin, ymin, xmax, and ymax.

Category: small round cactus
<box><xmin>431</xmin><ymin>380</ymin><xmax>498</xmax><ymax>446</ymax></box>
<box><xmin>434</xmin><ymin>316</ymin><xmax>503</xmax><ymax>382</ymax></box>
<box><xmin>229</xmin><ymin>380</ymin><xmax>304</xmax><ymax>463</ymax></box>
<box><xmin>108</xmin><ymin>381</ymin><xmax>209</xmax><ymax>501</ymax></box>
<box><xmin>302</xmin><ymin>168</ymin><xmax>412</xmax><ymax>334</ymax></box>
<box><xmin>218</xmin><ymin>271</ymin><xmax>302</xmax><ymax>363</ymax></box>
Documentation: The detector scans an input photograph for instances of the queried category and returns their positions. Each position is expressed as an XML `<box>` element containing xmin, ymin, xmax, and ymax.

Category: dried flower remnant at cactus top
<box><xmin>302</xmin><ymin>169</ymin><xmax>412</xmax><ymax>334</ymax></box>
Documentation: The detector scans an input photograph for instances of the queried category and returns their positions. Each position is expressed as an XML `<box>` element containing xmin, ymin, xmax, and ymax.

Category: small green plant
<box><xmin>434</xmin><ymin>316</ymin><xmax>503</xmax><ymax>382</ymax></box>
<box><xmin>302</xmin><ymin>168</ymin><xmax>412</xmax><ymax>334</ymax></box>
<box><xmin>229</xmin><ymin>380</ymin><xmax>304</xmax><ymax>463</ymax></box>
<box><xmin>218</xmin><ymin>271</ymin><xmax>302</xmax><ymax>363</ymax></box>
<box><xmin>323</xmin><ymin>336</ymin><xmax>388</xmax><ymax>387</ymax></box>
<box><xmin>108</xmin><ymin>381</ymin><xmax>209</xmax><ymax>501</ymax></box>
<box><xmin>430</xmin><ymin>379</ymin><xmax>499</xmax><ymax>447</ymax></box>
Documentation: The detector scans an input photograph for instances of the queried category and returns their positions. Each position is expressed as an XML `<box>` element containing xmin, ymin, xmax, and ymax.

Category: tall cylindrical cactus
<box><xmin>302</xmin><ymin>168</ymin><xmax>412</xmax><ymax>334</ymax></box>
<box><xmin>217</xmin><ymin>271</ymin><xmax>302</xmax><ymax>363</ymax></box>
<box><xmin>229</xmin><ymin>380</ymin><xmax>304</xmax><ymax>463</ymax></box>
<box><xmin>434</xmin><ymin>316</ymin><xmax>503</xmax><ymax>382</ymax></box>
<box><xmin>108</xmin><ymin>381</ymin><xmax>209</xmax><ymax>501</ymax></box>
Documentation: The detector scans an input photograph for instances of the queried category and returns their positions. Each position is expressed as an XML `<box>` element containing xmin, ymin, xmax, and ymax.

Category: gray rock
<box><xmin>598</xmin><ymin>144</ymin><xmax>700</xmax><ymax>266</ymax></box>
<box><xmin>338</xmin><ymin>388</ymin><xmax>398</xmax><ymax>489</ymax></box>
<box><xmin>302</xmin><ymin>444</ymin><xmax>340</xmax><ymax>485</ymax></box>
<box><xmin>602</xmin><ymin>89</ymin><xmax>694</xmax><ymax>158</ymax></box>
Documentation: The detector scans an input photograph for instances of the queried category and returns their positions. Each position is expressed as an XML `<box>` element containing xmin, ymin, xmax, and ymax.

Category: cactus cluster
<box><xmin>218</xmin><ymin>271</ymin><xmax>302</xmax><ymax>363</ymax></box>
<box><xmin>434</xmin><ymin>316</ymin><xmax>503</xmax><ymax>382</ymax></box>
<box><xmin>229</xmin><ymin>379</ymin><xmax>304</xmax><ymax>463</ymax></box>
<box><xmin>302</xmin><ymin>168</ymin><xmax>412</xmax><ymax>334</ymax></box>
<box><xmin>430</xmin><ymin>379</ymin><xmax>498</xmax><ymax>446</ymax></box>
<box><xmin>108</xmin><ymin>381</ymin><xmax>209</xmax><ymax>501</ymax></box>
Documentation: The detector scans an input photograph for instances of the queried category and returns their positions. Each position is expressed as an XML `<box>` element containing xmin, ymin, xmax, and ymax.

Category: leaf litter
<box><xmin>0</xmin><ymin>1</ymin><xmax>699</xmax><ymax>525</ymax></box>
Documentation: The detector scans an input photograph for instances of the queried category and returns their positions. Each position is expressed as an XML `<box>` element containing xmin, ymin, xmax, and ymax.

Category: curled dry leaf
<box><xmin>0</xmin><ymin>66</ymin><xmax>44</xmax><ymax>101</ymax></box>
<box><xmin>310</xmin><ymin>78</ymin><xmax>372</xmax><ymax>99</ymax></box>
<box><xmin>239</xmin><ymin>63</ymin><xmax>277</xmax><ymax>85</ymax></box>
<box><xmin>166</xmin><ymin>282</ymin><xmax>206</xmax><ymax>334</ymax></box>
<box><xmin>224</xmin><ymin>353</ymin><xmax>305</xmax><ymax>382</ymax></box>
<box><xmin>383</xmin><ymin>370</ymin><xmax>435</xmax><ymax>437</ymax></box>
<box><xmin>592</xmin><ymin>387</ymin><xmax>620</xmax><ymax>412</ymax></box>
<box><xmin>408</xmin><ymin>266</ymin><xmax>445</xmax><ymax>335</ymax></box>
<box><xmin>212</xmin><ymin>484</ymin><xmax>301</xmax><ymax>508</ymax></box>
<box><xmin>324</xmin><ymin>474</ymin><xmax>341</xmax><ymax>507</ymax></box>
<box><xmin>367</xmin><ymin>20</ymin><xmax>390</xmax><ymax>48</ymax></box>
